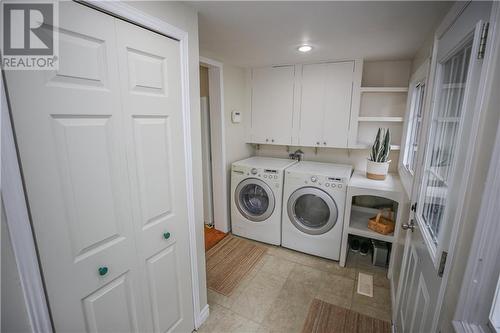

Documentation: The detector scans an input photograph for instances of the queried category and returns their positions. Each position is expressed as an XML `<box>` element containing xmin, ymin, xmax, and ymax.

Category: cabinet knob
<box><xmin>323</xmin><ymin>142</ymin><xmax>327</xmax><ymax>145</ymax></box>
<box><xmin>271</xmin><ymin>139</ymin><xmax>274</xmax><ymax>143</ymax></box>
<box><xmin>98</xmin><ymin>266</ymin><xmax>109</xmax><ymax>276</ymax></box>
<box><xmin>163</xmin><ymin>232</ymin><xmax>171</xmax><ymax>240</ymax></box>
<box><xmin>266</xmin><ymin>138</ymin><xmax>269</xmax><ymax>142</ymax></box>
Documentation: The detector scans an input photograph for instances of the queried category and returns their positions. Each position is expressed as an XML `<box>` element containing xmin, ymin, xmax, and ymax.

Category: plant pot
<box><xmin>366</xmin><ymin>159</ymin><xmax>391</xmax><ymax>180</ymax></box>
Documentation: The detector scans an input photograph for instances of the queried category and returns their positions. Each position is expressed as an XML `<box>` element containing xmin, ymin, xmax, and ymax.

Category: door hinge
<box><xmin>438</xmin><ymin>251</ymin><xmax>448</xmax><ymax>277</ymax></box>
<box><xmin>411</xmin><ymin>202</ymin><xmax>417</xmax><ymax>212</ymax></box>
<box><xmin>478</xmin><ymin>22</ymin><xmax>489</xmax><ymax>59</ymax></box>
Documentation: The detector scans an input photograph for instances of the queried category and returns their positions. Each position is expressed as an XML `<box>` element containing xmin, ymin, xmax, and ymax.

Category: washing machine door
<box><xmin>287</xmin><ymin>187</ymin><xmax>338</xmax><ymax>235</ymax></box>
<box><xmin>235</xmin><ymin>178</ymin><xmax>275</xmax><ymax>222</ymax></box>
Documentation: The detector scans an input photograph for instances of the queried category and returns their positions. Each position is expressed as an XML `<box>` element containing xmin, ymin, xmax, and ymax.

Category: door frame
<box><xmin>199</xmin><ymin>57</ymin><xmax>230</xmax><ymax>233</ymax></box>
<box><xmin>395</xmin><ymin>1</ymin><xmax>496</xmax><ymax>331</ymax></box>
<box><xmin>453</xmin><ymin>2</ymin><xmax>500</xmax><ymax>331</ymax></box>
<box><xmin>1</xmin><ymin>1</ymin><xmax>208</xmax><ymax>330</ymax></box>
<box><xmin>1</xmin><ymin>72</ymin><xmax>54</xmax><ymax>332</ymax></box>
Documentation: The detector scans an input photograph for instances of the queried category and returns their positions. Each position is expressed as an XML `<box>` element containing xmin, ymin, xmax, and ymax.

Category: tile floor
<box><xmin>197</xmin><ymin>238</ymin><xmax>392</xmax><ymax>333</ymax></box>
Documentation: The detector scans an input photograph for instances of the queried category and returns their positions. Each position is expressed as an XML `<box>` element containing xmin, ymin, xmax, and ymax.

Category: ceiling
<box><xmin>190</xmin><ymin>1</ymin><xmax>452</xmax><ymax>67</ymax></box>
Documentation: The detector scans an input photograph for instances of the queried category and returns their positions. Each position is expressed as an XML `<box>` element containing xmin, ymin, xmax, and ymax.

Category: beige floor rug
<box><xmin>206</xmin><ymin>235</ymin><xmax>267</xmax><ymax>296</ymax></box>
<box><xmin>302</xmin><ymin>299</ymin><xmax>391</xmax><ymax>333</ymax></box>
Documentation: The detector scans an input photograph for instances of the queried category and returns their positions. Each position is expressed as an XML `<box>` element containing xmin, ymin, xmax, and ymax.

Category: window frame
<box><xmin>398</xmin><ymin>60</ymin><xmax>430</xmax><ymax>197</ymax></box>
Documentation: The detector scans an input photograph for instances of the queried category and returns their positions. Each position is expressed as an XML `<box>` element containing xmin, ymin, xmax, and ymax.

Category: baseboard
<box><xmin>195</xmin><ymin>304</ymin><xmax>210</xmax><ymax>329</ymax></box>
<box><xmin>390</xmin><ymin>277</ymin><xmax>397</xmax><ymax>329</ymax></box>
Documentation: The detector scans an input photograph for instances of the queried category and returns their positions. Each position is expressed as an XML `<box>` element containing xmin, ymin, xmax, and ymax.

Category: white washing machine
<box><xmin>282</xmin><ymin>161</ymin><xmax>353</xmax><ymax>260</ymax></box>
<box><xmin>231</xmin><ymin>157</ymin><xmax>298</xmax><ymax>245</ymax></box>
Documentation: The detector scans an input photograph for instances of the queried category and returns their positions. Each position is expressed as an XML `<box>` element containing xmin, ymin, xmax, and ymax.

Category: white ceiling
<box><xmin>191</xmin><ymin>1</ymin><xmax>452</xmax><ymax>67</ymax></box>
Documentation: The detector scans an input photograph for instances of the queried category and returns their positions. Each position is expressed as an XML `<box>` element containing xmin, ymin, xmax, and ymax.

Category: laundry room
<box><xmin>2</xmin><ymin>1</ymin><xmax>500</xmax><ymax>333</ymax></box>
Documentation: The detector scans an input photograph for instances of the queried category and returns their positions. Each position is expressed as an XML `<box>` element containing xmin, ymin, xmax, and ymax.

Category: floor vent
<box><xmin>357</xmin><ymin>272</ymin><xmax>374</xmax><ymax>297</ymax></box>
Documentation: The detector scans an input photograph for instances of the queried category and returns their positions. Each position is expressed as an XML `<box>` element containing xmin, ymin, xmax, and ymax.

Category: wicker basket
<box><xmin>368</xmin><ymin>209</ymin><xmax>395</xmax><ymax>235</ymax></box>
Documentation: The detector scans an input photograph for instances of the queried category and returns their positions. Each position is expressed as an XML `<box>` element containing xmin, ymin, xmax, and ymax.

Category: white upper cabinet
<box><xmin>298</xmin><ymin>61</ymin><xmax>354</xmax><ymax>148</ymax></box>
<box><xmin>250</xmin><ymin>66</ymin><xmax>295</xmax><ymax>145</ymax></box>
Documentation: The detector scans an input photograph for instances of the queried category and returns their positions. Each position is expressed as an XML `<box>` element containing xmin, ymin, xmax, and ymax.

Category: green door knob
<box><xmin>98</xmin><ymin>266</ymin><xmax>108</xmax><ymax>276</ymax></box>
<box><xmin>163</xmin><ymin>232</ymin><xmax>171</xmax><ymax>240</ymax></box>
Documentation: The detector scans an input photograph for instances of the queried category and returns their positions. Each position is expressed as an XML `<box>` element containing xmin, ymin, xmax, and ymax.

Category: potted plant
<box><xmin>367</xmin><ymin>128</ymin><xmax>391</xmax><ymax>180</ymax></box>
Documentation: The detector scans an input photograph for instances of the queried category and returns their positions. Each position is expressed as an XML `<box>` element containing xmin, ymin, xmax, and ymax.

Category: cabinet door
<box><xmin>299</xmin><ymin>62</ymin><xmax>354</xmax><ymax>148</ymax></box>
<box><xmin>299</xmin><ymin>63</ymin><xmax>328</xmax><ymax>146</ymax></box>
<box><xmin>322</xmin><ymin>61</ymin><xmax>354</xmax><ymax>148</ymax></box>
<box><xmin>251</xmin><ymin>66</ymin><xmax>295</xmax><ymax>144</ymax></box>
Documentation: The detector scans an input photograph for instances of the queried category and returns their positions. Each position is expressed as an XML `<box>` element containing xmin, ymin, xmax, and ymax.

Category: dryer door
<box><xmin>235</xmin><ymin>178</ymin><xmax>275</xmax><ymax>222</ymax></box>
<box><xmin>287</xmin><ymin>187</ymin><xmax>338</xmax><ymax>235</ymax></box>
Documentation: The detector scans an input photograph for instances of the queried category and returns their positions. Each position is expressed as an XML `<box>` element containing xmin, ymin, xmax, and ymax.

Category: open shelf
<box><xmin>348</xmin><ymin>206</ymin><xmax>395</xmax><ymax>243</ymax></box>
<box><xmin>357</xmin><ymin>116</ymin><xmax>404</xmax><ymax>122</ymax></box>
<box><xmin>360</xmin><ymin>87</ymin><xmax>408</xmax><ymax>93</ymax></box>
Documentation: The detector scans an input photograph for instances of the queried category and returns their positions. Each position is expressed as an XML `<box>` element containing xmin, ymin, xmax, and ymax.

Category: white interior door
<box><xmin>4</xmin><ymin>2</ymin><xmax>194</xmax><ymax>332</ymax></box>
<box><xmin>115</xmin><ymin>18</ymin><xmax>194</xmax><ymax>332</ymax></box>
<box><xmin>395</xmin><ymin>3</ymin><xmax>491</xmax><ymax>332</ymax></box>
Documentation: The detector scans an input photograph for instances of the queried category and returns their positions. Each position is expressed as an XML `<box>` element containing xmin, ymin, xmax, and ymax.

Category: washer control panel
<box><xmin>233</xmin><ymin>166</ymin><xmax>281</xmax><ymax>186</ymax></box>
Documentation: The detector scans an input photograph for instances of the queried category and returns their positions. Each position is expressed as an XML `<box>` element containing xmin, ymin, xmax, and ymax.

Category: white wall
<box><xmin>125</xmin><ymin>0</ymin><xmax>208</xmax><ymax>316</ymax></box>
<box><xmin>1</xmin><ymin>202</ymin><xmax>32</xmax><ymax>333</ymax></box>
<box><xmin>255</xmin><ymin>145</ymin><xmax>399</xmax><ymax>173</ymax></box>
<box><xmin>223</xmin><ymin>65</ymin><xmax>254</xmax><ymax>182</ymax></box>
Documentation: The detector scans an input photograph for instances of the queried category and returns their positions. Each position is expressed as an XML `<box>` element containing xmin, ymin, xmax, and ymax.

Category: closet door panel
<box><xmin>4</xmin><ymin>2</ymin><xmax>146</xmax><ymax>331</ymax></box>
<box><xmin>115</xmin><ymin>19</ymin><xmax>195</xmax><ymax>333</ymax></box>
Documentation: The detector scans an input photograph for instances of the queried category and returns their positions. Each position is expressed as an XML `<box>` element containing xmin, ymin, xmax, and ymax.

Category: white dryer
<box><xmin>231</xmin><ymin>157</ymin><xmax>297</xmax><ymax>245</ymax></box>
<box><xmin>282</xmin><ymin>161</ymin><xmax>353</xmax><ymax>260</ymax></box>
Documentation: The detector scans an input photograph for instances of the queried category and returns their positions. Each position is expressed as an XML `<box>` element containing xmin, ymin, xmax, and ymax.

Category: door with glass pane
<box><xmin>287</xmin><ymin>187</ymin><xmax>338</xmax><ymax>235</ymax></box>
<box><xmin>395</xmin><ymin>2</ymin><xmax>491</xmax><ymax>332</ymax></box>
<box><xmin>235</xmin><ymin>179</ymin><xmax>275</xmax><ymax>222</ymax></box>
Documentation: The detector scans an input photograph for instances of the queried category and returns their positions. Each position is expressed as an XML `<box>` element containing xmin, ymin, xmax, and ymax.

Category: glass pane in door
<box><xmin>239</xmin><ymin>183</ymin><xmax>269</xmax><ymax>216</ymax></box>
<box><xmin>294</xmin><ymin>194</ymin><xmax>330</xmax><ymax>228</ymax></box>
<box><xmin>419</xmin><ymin>42</ymin><xmax>472</xmax><ymax>242</ymax></box>
<box><xmin>403</xmin><ymin>83</ymin><xmax>425</xmax><ymax>175</ymax></box>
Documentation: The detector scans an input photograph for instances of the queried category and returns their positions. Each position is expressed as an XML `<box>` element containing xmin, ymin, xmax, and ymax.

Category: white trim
<box><xmin>398</xmin><ymin>59</ymin><xmax>429</xmax><ymax>198</ymax></box>
<box><xmin>198</xmin><ymin>304</ymin><xmax>210</xmax><ymax>328</ymax></box>
<box><xmin>1</xmin><ymin>75</ymin><xmax>53</xmax><ymax>332</ymax></box>
<box><xmin>199</xmin><ymin>57</ymin><xmax>230</xmax><ymax>233</ymax></box>
<box><xmin>453</xmin><ymin>3</ymin><xmax>500</xmax><ymax>331</ymax></box>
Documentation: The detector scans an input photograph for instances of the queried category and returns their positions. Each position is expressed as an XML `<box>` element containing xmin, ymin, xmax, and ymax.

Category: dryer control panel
<box><xmin>297</xmin><ymin>174</ymin><xmax>347</xmax><ymax>190</ymax></box>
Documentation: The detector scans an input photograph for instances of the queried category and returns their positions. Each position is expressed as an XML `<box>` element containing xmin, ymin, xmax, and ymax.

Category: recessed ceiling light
<box><xmin>298</xmin><ymin>45</ymin><xmax>312</xmax><ymax>53</ymax></box>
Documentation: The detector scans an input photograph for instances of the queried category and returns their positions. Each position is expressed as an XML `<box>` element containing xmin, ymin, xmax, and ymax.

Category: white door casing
<box><xmin>4</xmin><ymin>2</ymin><xmax>194</xmax><ymax>331</ymax></box>
<box><xmin>200</xmin><ymin>97</ymin><xmax>214</xmax><ymax>225</ymax></box>
<box><xmin>395</xmin><ymin>2</ymin><xmax>492</xmax><ymax>332</ymax></box>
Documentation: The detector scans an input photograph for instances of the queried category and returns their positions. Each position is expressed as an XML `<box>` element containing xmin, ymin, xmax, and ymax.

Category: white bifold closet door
<box><xmin>4</xmin><ymin>2</ymin><xmax>194</xmax><ymax>332</ymax></box>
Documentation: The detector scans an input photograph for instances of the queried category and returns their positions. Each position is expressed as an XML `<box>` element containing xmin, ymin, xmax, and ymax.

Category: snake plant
<box><xmin>369</xmin><ymin>128</ymin><xmax>391</xmax><ymax>163</ymax></box>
